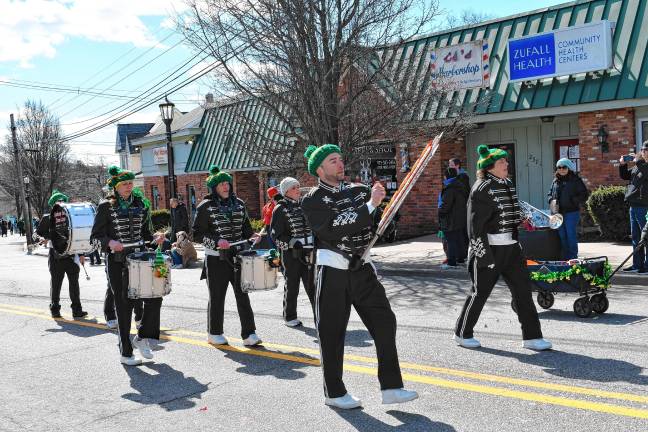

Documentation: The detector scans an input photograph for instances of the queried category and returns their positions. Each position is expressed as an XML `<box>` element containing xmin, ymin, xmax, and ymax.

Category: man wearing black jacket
<box><xmin>270</xmin><ymin>177</ymin><xmax>315</xmax><ymax>327</ymax></box>
<box><xmin>619</xmin><ymin>142</ymin><xmax>648</xmax><ymax>273</ymax></box>
<box><xmin>301</xmin><ymin>144</ymin><xmax>417</xmax><ymax>410</ymax></box>
<box><xmin>438</xmin><ymin>167</ymin><xmax>468</xmax><ymax>269</ymax></box>
<box><xmin>169</xmin><ymin>198</ymin><xmax>190</xmax><ymax>243</ymax></box>
<box><xmin>35</xmin><ymin>190</ymin><xmax>88</xmax><ymax>319</ymax></box>
<box><xmin>192</xmin><ymin>165</ymin><xmax>261</xmax><ymax>347</ymax></box>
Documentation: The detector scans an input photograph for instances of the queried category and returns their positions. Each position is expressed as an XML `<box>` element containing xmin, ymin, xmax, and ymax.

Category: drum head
<box><xmin>127</xmin><ymin>251</ymin><xmax>157</xmax><ymax>261</ymax></box>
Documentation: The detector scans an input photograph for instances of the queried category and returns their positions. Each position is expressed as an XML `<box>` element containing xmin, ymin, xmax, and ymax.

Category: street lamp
<box><xmin>597</xmin><ymin>125</ymin><xmax>609</xmax><ymax>153</ymax></box>
<box><xmin>159</xmin><ymin>96</ymin><xmax>176</xmax><ymax>203</ymax></box>
<box><xmin>23</xmin><ymin>176</ymin><xmax>33</xmax><ymax>253</ymax></box>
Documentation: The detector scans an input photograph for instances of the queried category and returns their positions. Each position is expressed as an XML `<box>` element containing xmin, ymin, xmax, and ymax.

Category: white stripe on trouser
<box><xmin>314</xmin><ymin>265</ymin><xmax>328</xmax><ymax>397</ymax></box>
<box><xmin>459</xmin><ymin>258</ymin><xmax>479</xmax><ymax>338</ymax></box>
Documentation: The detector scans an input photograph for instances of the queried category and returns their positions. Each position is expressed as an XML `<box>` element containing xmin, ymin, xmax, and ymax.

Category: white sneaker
<box><xmin>243</xmin><ymin>333</ymin><xmax>262</xmax><ymax>346</ymax></box>
<box><xmin>523</xmin><ymin>338</ymin><xmax>552</xmax><ymax>351</ymax></box>
<box><xmin>453</xmin><ymin>335</ymin><xmax>481</xmax><ymax>348</ymax></box>
<box><xmin>135</xmin><ymin>319</ymin><xmax>142</xmax><ymax>330</ymax></box>
<box><xmin>207</xmin><ymin>334</ymin><xmax>228</xmax><ymax>345</ymax></box>
<box><xmin>106</xmin><ymin>320</ymin><xmax>118</xmax><ymax>329</ymax></box>
<box><xmin>382</xmin><ymin>388</ymin><xmax>419</xmax><ymax>404</ymax></box>
<box><xmin>120</xmin><ymin>355</ymin><xmax>142</xmax><ymax>366</ymax></box>
<box><xmin>285</xmin><ymin>319</ymin><xmax>302</xmax><ymax>327</ymax></box>
<box><xmin>325</xmin><ymin>393</ymin><xmax>362</xmax><ymax>409</ymax></box>
<box><xmin>132</xmin><ymin>336</ymin><xmax>154</xmax><ymax>359</ymax></box>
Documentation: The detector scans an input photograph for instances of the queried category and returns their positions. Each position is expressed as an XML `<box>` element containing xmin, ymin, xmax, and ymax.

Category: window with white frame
<box><xmin>639</xmin><ymin>117</ymin><xmax>648</xmax><ymax>148</ymax></box>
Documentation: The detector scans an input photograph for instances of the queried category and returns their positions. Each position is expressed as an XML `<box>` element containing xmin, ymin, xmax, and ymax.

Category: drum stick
<box><xmin>81</xmin><ymin>262</ymin><xmax>91</xmax><ymax>280</ymax></box>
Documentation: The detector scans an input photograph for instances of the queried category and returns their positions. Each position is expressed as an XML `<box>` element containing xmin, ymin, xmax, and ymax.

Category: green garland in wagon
<box><xmin>529</xmin><ymin>262</ymin><xmax>613</xmax><ymax>289</ymax></box>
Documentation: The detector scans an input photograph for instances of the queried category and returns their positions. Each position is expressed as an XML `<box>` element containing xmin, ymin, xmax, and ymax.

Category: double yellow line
<box><xmin>1</xmin><ymin>302</ymin><xmax>648</xmax><ymax>420</ymax></box>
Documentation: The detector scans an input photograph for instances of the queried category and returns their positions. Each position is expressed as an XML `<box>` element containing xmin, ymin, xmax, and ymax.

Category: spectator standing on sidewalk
<box><xmin>169</xmin><ymin>198</ymin><xmax>190</xmax><ymax>243</ymax></box>
<box><xmin>547</xmin><ymin>158</ymin><xmax>588</xmax><ymax>260</ymax></box>
<box><xmin>438</xmin><ymin>168</ymin><xmax>468</xmax><ymax>269</ymax></box>
<box><xmin>448</xmin><ymin>158</ymin><xmax>470</xmax><ymax>260</ymax></box>
<box><xmin>619</xmin><ymin>142</ymin><xmax>648</xmax><ymax>273</ymax></box>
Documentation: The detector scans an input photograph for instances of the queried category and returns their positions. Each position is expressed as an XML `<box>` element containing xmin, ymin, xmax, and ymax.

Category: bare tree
<box><xmin>180</xmin><ymin>0</ymin><xmax>479</xmax><ymax>173</ymax></box>
<box><xmin>444</xmin><ymin>9</ymin><xmax>494</xmax><ymax>30</ymax></box>
<box><xmin>0</xmin><ymin>101</ymin><xmax>70</xmax><ymax>217</ymax></box>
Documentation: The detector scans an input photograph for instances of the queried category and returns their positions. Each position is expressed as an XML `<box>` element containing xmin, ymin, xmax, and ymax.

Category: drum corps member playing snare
<box><xmin>192</xmin><ymin>166</ymin><xmax>262</xmax><ymax>347</ymax></box>
<box><xmin>34</xmin><ymin>190</ymin><xmax>88</xmax><ymax>319</ymax></box>
<box><xmin>91</xmin><ymin>166</ymin><xmax>164</xmax><ymax>366</ymax></box>
<box><xmin>300</xmin><ymin>144</ymin><xmax>418</xmax><ymax>410</ymax></box>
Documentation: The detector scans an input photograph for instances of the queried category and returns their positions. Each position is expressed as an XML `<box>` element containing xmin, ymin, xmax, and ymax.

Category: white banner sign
<box><xmin>430</xmin><ymin>41</ymin><xmax>490</xmax><ymax>90</ymax></box>
<box><xmin>508</xmin><ymin>20</ymin><xmax>613</xmax><ymax>82</ymax></box>
<box><xmin>153</xmin><ymin>146</ymin><xmax>168</xmax><ymax>164</ymax></box>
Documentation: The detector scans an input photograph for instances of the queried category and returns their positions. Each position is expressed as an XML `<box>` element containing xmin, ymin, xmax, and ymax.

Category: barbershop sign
<box><xmin>152</xmin><ymin>146</ymin><xmax>168</xmax><ymax>164</ymax></box>
<box><xmin>508</xmin><ymin>20</ymin><xmax>613</xmax><ymax>82</ymax></box>
<box><xmin>430</xmin><ymin>41</ymin><xmax>490</xmax><ymax>89</ymax></box>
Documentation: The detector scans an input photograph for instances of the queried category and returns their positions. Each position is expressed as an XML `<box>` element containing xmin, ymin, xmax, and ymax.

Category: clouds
<box><xmin>0</xmin><ymin>0</ymin><xmax>188</xmax><ymax>67</ymax></box>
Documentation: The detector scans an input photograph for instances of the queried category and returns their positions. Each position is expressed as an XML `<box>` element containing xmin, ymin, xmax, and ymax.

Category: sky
<box><xmin>0</xmin><ymin>0</ymin><xmax>565</xmax><ymax>166</ymax></box>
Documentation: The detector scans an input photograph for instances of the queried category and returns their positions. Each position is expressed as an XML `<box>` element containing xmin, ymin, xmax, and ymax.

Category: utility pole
<box><xmin>10</xmin><ymin>114</ymin><xmax>32</xmax><ymax>254</ymax></box>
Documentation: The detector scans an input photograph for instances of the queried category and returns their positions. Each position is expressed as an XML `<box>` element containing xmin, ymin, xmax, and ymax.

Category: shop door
<box><xmin>554</xmin><ymin>139</ymin><xmax>580</xmax><ymax>172</ymax></box>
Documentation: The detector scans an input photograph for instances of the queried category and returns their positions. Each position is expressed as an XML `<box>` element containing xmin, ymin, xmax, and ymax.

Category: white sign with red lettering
<box><xmin>430</xmin><ymin>40</ymin><xmax>490</xmax><ymax>90</ymax></box>
<box><xmin>153</xmin><ymin>147</ymin><xmax>168</xmax><ymax>164</ymax></box>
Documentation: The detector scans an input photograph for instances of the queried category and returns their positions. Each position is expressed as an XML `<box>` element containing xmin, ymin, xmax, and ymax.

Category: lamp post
<box><xmin>159</xmin><ymin>96</ymin><xmax>176</xmax><ymax>203</ymax></box>
<box><xmin>23</xmin><ymin>176</ymin><xmax>33</xmax><ymax>253</ymax></box>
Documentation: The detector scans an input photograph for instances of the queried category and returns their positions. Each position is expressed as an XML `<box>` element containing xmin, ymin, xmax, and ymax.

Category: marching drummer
<box><xmin>192</xmin><ymin>165</ymin><xmax>262</xmax><ymax>347</ymax></box>
<box><xmin>454</xmin><ymin>145</ymin><xmax>552</xmax><ymax>351</ymax></box>
<box><xmin>300</xmin><ymin>144</ymin><xmax>418</xmax><ymax>409</ymax></box>
<box><xmin>91</xmin><ymin>166</ymin><xmax>164</xmax><ymax>366</ymax></box>
<box><xmin>270</xmin><ymin>177</ymin><xmax>315</xmax><ymax>326</ymax></box>
<box><xmin>34</xmin><ymin>190</ymin><xmax>88</xmax><ymax>319</ymax></box>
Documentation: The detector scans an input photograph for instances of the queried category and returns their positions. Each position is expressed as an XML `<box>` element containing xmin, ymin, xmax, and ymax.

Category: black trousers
<box><xmin>89</xmin><ymin>250</ymin><xmax>102</xmax><ymax>265</ymax></box>
<box><xmin>455</xmin><ymin>243</ymin><xmax>543</xmax><ymax>340</ymax></box>
<box><xmin>205</xmin><ymin>255</ymin><xmax>256</xmax><ymax>339</ymax></box>
<box><xmin>315</xmin><ymin>264</ymin><xmax>403</xmax><ymax>398</ymax></box>
<box><xmin>48</xmin><ymin>250</ymin><xmax>82</xmax><ymax>314</ymax></box>
<box><xmin>106</xmin><ymin>255</ymin><xmax>162</xmax><ymax>357</ymax></box>
<box><xmin>444</xmin><ymin>229</ymin><xmax>464</xmax><ymax>266</ymax></box>
<box><xmin>281</xmin><ymin>249</ymin><xmax>315</xmax><ymax>321</ymax></box>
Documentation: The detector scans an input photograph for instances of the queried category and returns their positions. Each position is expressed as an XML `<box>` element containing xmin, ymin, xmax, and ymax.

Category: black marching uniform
<box><xmin>455</xmin><ymin>172</ymin><xmax>543</xmax><ymax>340</ymax></box>
<box><xmin>35</xmin><ymin>210</ymin><xmax>85</xmax><ymax>318</ymax></box>
<box><xmin>90</xmin><ymin>195</ymin><xmax>159</xmax><ymax>357</ymax></box>
<box><xmin>270</xmin><ymin>196</ymin><xmax>316</xmax><ymax>321</ymax></box>
<box><xmin>301</xmin><ymin>180</ymin><xmax>403</xmax><ymax>398</ymax></box>
<box><xmin>192</xmin><ymin>192</ymin><xmax>257</xmax><ymax>339</ymax></box>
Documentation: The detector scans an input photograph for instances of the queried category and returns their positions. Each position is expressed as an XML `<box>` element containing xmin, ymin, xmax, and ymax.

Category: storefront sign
<box><xmin>354</xmin><ymin>143</ymin><xmax>395</xmax><ymax>158</ymax></box>
<box><xmin>508</xmin><ymin>20</ymin><xmax>613</xmax><ymax>82</ymax></box>
<box><xmin>152</xmin><ymin>146</ymin><xmax>168</xmax><ymax>164</ymax></box>
<box><xmin>430</xmin><ymin>41</ymin><xmax>490</xmax><ymax>89</ymax></box>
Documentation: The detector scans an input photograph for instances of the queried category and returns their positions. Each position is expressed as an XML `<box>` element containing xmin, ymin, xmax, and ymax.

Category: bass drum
<box><xmin>51</xmin><ymin>202</ymin><xmax>96</xmax><ymax>256</ymax></box>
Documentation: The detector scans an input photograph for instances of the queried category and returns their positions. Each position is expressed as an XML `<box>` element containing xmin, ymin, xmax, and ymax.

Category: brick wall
<box><xmin>579</xmin><ymin>108</ymin><xmax>635</xmax><ymax>189</ymax></box>
<box><xmin>234</xmin><ymin>171</ymin><xmax>262</xmax><ymax>219</ymax></box>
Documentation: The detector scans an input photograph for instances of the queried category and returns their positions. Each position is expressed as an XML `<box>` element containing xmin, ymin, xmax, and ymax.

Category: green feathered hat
<box><xmin>205</xmin><ymin>165</ymin><xmax>233</xmax><ymax>189</ymax></box>
<box><xmin>106</xmin><ymin>165</ymin><xmax>135</xmax><ymax>189</ymax></box>
<box><xmin>304</xmin><ymin>144</ymin><xmax>342</xmax><ymax>176</ymax></box>
<box><xmin>48</xmin><ymin>189</ymin><xmax>69</xmax><ymax>207</ymax></box>
<box><xmin>477</xmin><ymin>144</ymin><xmax>508</xmax><ymax>170</ymax></box>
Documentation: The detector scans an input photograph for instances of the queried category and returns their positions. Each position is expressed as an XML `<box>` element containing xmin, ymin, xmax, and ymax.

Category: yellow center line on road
<box><xmin>2</xmin><ymin>302</ymin><xmax>648</xmax><ymax>419</ymax></box>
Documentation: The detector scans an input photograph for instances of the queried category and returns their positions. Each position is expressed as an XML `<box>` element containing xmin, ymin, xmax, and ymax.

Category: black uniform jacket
<box><xmin>468</xmin><ymin>173</ymin><xmax>522</xmax><ymax>268</ymax></box>
<box><xmin>90</xmin><ymin>195</ymin><xmax>153</xmax><ymax>253</ymax></box>
<box><xmin>270</xmin><ymin>197</ymin><xmax>312</xmax><ymax>251</ymax></box>
<box><xmin>192</xmin><ymin>192</ymin><xmax>253</xmax><ymax>251</ymax></box>
<box><xmin>301</xmin><ymin>180</ymin><xmax>373</xmax><ymax>257</ymax></box>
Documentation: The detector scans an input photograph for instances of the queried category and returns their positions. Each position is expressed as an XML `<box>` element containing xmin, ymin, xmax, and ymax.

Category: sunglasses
<box><xmin>557</xmin><ymin>166</ymin><xmax>569</xmax><ymax>170</ymax></box>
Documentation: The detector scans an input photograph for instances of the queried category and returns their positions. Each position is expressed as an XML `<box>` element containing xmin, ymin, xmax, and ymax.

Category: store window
<box><xmin>638</xmin><ymin>118</ymin><xmax>648</xmax><ymax>148</ymax></box>
<box><xmin>151</xmin><ymin>186</ymin><xmax>160</xmax><ymax>210</ymax></box>
<box><xmin>554</xmin><ymin>139</ymin><xmax>580</xmax><ymax>173</ymax></box>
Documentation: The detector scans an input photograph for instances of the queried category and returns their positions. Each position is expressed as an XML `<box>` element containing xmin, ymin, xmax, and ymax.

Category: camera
<box><xmin>622</xmin><ymin>154</ymin><xmax>635</xmax><ymax>162</ymax></box>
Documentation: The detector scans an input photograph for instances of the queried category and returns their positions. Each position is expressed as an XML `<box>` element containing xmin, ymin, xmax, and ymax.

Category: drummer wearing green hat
<box><xmin>91</xmin><ymin>165</ymin><xmax>164</xmax><ymax>366</ymax></box>
<box><xmin>300</xmin><ymin>144</ymin><xmax>418</xmax><ymax>409</ymax></box>
<box><xmin>34</xmin><ymin>189</ymin><xmax>88</xmax><ymax>319</ymax></box>
<box><xmin>192</xmin><ymin>165</ymin><xmax>262</xmax><ymax>347</ymax></box>
<box><xmin>454</xmin><ymin>145</ymin><xmax>552</xmax><ymax>351</ymax></box>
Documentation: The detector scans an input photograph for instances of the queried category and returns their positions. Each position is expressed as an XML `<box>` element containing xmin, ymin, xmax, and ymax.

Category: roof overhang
<box><xmin>130</xmin><ymin>128</ymin><xmax>203</xmax><ymax>147</ymax></box>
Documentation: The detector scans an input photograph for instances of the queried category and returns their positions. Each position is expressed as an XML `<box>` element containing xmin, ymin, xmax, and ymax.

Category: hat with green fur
<box><xmin>477</xmin><ymin>144</ymin><xmax>508</xmax><ymax>170</ymax></box>
<box><xmin>106</xmin><ymin>165</ymin><xmax>135</xmax><ymax>189</ymax></box>
<box><xmin>304</xmin><ymin>144</ymin><xmax>342</xmax><ymax>176</ymax></box>
<box><xmin>206</xmin><ymin>165</ymin><xmax>232</xmax><ymax>188</ymax></box>
<box><xmin>48</xmin><ymin>189</ymin><xmax>69</xmax><ymax>207</ymax></box>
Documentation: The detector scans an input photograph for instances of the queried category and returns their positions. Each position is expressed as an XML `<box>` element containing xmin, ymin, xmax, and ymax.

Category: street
<box><xmin>1</xmin><ymin>235</ymin><xmax>648</xmax><ymax>432</ymax></box>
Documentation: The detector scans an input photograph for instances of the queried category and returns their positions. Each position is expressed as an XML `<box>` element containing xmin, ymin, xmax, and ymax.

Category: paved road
<box><xmin>1</xmin><ymin>235</ymin><xmax>648</xmax><ymax>431</ymax></box>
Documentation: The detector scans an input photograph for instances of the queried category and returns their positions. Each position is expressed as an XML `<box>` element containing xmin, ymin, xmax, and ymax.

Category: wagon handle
<box><xmin>607</xmin><ymin>242</ymin><xmax>645</xmax><ymax>282</ymax></box>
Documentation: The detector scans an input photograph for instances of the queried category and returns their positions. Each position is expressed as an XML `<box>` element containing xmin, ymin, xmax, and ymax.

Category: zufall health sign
<box><xmin>508</xmin><ymin>20</ymin><xmax>613</xmax><ymax>82</ymax></box>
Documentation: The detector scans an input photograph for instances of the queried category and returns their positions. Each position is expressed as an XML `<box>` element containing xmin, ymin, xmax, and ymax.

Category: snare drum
<box><xmin>126</xmin><ymin>252</ymin><xmax>172</xmax><ymax>299</ymax></box>
<box><xmin>51</xmin><ymin>202</ymin><xmax>96</xmax><ymax>255</ymax></box>
<box><xmin>238</xmin><ymin>249</ymin><xmax>278</xmax><ymax>293</ymax></box>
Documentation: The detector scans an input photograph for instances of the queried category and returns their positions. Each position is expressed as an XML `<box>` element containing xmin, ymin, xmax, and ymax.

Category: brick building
<box><xmin>134</xmin><ymin>0</ymin><xmax>648</xmax><ymax>238</ymax></box>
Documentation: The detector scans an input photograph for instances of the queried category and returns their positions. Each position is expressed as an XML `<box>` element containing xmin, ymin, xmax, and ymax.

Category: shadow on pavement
<box><xmin>216</xmin><ymin>345</ymin><xmax>316</xmax><ymax>380</ymax></box>
<box><xmin>479</xmin><ymin>347</ymin><xmax>648</xmax><ymax>386</ymax></box>
<box><xmin>45</xmin><ymin>318</ymin><xmax>106</xmax><ymax>338</ymax></box>
<box><xmin>537</xmin><ymin>309</ymin><xmax>647</xmax><ymax>325</ymax></box>
<box><xmin>122</xmin><ymin>363</ymin><xmax>209</xmax><ymax>411</ymax></box>
<box><xmin>336</xmin><ymin>409</ymin><xmax>455</xmax><ymax>431</ymax></box>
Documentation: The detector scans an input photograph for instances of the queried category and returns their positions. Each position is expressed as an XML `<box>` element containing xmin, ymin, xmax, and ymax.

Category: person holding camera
<box><xmin>619</xmin><ymin>142</ymin><xmax>648</xmax><ymax>273</ymax></box>
<box><xmin>547</xmin><ymin>158</ymin><xmax>588</xmax><ymax>260</ymax></box>
<box><xmin>270</xmin><ymin>177</ymin><xmax>315</xmax><ymax>327</ymax></box>
<box><xmin>301</xmin><ymin>144</ymin><xmax>417</xmax><ymax>410</ymax></box>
